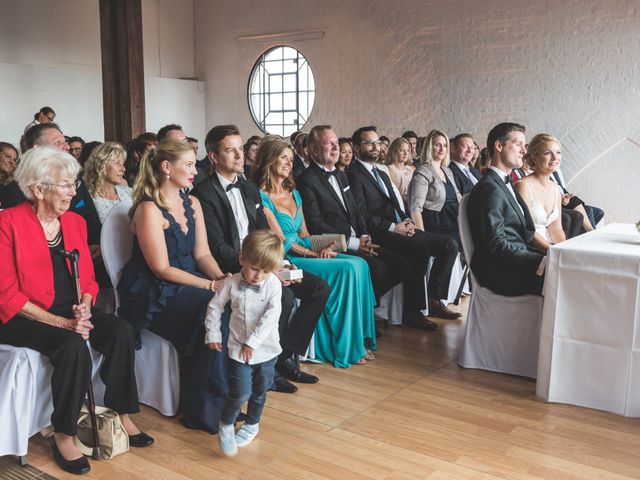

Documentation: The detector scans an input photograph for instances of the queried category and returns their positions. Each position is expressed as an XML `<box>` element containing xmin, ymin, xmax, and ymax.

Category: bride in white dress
<box><xmin>515</xmin><ymin>133</ymin><xmax>566</xmax><ymax>253</ymax></box>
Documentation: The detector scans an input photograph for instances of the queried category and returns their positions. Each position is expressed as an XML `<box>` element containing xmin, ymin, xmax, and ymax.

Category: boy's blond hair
<box><xmin>241</xmin><ymin>230</ymin><xmax>284</xmax><ymax>272</ymax></box>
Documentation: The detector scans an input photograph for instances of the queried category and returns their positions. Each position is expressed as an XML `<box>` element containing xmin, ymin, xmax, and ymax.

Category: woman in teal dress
<box><xmin>253</xmin><ymin>137</ymin><xmax>376</xmax><ymax>368</ymax></box>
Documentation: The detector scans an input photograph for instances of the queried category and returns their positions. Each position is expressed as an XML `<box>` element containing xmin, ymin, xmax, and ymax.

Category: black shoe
<box><xmin>271</xmin><ymin>372</ymin><xmax>298</xmax><ymax>393</ymax></box>
<box><xmin>403</xmin><ymin>312</ymin><xmax>439</xmax><ymax>331</ymax></box>
<box><xmin>50</xmin><ymin>437</ymin><xmax>91</xmax><ymax>475</ymax></box>
<box><xmin>283</xmin><ymin>357</ymin><xmax>319</xmax><ymax>384</ymax></box>
<box><xmin>128</xmin><ymin>431</ymin><xmax>155</xmax><ymax>448</ymax></box>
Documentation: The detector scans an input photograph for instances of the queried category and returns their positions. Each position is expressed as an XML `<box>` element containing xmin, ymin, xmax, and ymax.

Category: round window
<box><xmin>247</xmin><ymin>46</ymin><xmax>315</xmax><ymax>137</ymax></box>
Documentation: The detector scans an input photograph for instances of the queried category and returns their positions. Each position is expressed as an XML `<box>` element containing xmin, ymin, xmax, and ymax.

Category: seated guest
<box><xmin>78</xmin><ymin>141</ymin><xmax>101</xmax><ymax>170</ymax></box>
<box><xmin>0</xmin><ymin>141</ymin><xmax>25</xmax><ymax>209</ymax></box>
<box><xmin>186</xmin><ymin>136</ymin><xmax>199</xmax><ymax>156</ymax></box>
<box><xmin>385</xmin><ymin>137</ymin><xmax>415</xmax><ymax>206</ymax></box>
<box><xmin>0</xmin><ymin>147</ymin><xmax>151</xmax><ymax>476</ymax></box>
<box><xmin>67</xmin><ymin>136</ymin><xmax>85</xmax><ymax>162</ymax></box>
<box><xmin>379</xmin><ymin>135</ymin><xmax>390</xmax><ymax>163</ymax></box>
<box><xmin>24</xmin><ymin>106</ymin><xmax>56</xmax><ymax>133</ymax></box>
<box><xmin>450</xmin><ymin>133</ymin><xmax>482</xmax><ymax>195</ymax></box>
<box><xmin>243</xmin><ymin>135</ymin><xmax>262</xmax><ymax>179</ymax></box>
<box><xmin>83</xmin><ymin>142</ymin><xmax>132</xmax><ymax>223</ymax></box>
<box><xmin>348</xmin><ymin>126</ymin><xmax>461</xmax><ymax>329</ymax></box>
<box><xmin>401</xmin><ymin>130</ymin><xmax>420</xmax><ymax>165</ymax></box>
<box><xmin>83</xmin><ymin>142</ymin><xmax>132</xmax><ymax>305</ymax></box>
<box><xmin>515</xmin><ymin>134</ymin><xmax>566</xmax><ymax>251</ymax></box>
<box><xmin>408</xmin><ymin>129</ymin><xmax>462</xmax><ymax>247</ymax></box>
<box><xmin>298</xmin><ymin>125</ymin><xmax>410</xmax><ymax>309</ymax></box>
<box><xmin>467</xmin><ymin>122</ymin><xmax>545</xmax><ymax>296</ymax></box>
<box><xmin>117</xmin><ymin>138</ymin><xmax>231</xmax><ymax>433</ymax></box>
<box><xmin>255</xmin><ymin>137</ymin><xmax>377</xmax><ymax>367</ymax></box>
<box><xmin>191</xmin><ymin>125</ymin><xmax>327</xmax><ymax>391</ymax></box>
<box><xmin>292</xmin><ymin>132</ymin><xmax>310</xmax><ymax>178</ymax></box>
<box><xmin>124</xmin><ymin>132</ymin><xmax>157</xmax><ymax>186</ymax></box>
<box><xmin>337</xmin><ymin>137</ymin><xmax>354</xmax><ymax>171</ymax></box>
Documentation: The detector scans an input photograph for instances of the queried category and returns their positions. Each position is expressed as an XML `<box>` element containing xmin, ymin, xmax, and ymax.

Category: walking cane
<box><xmin>59</xmin><ymin>248</ymin><xmax>102</xmax><ymax>460</ymax></box>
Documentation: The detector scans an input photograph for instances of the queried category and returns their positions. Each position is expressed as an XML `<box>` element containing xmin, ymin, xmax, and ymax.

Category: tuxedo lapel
<box><xmin>487</xmin><ymin>169</ymin><xmax>526</xmax><ymax>230</ymax></box>
<box><xmin>309</xmin><ymin>163</ymin><xmax>348</xmax><ymax>216</ymax></box>
<box><xmin>210</xmin><ymin>174</ymin><xmax>241</xmax><ymax>250</ymax></box>
<box><xmin>238</xmin><ymin>178</ymin><xmax>258</xmax><ymax>228</ymax></box>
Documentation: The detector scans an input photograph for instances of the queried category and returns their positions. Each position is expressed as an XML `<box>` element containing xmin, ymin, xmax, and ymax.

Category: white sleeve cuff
<box><xmin>536</xmin><ymin>256</ymin><xmax>547</xmax><ymax>276</ymax></box>
<box><xmin>388</xmin><ymin>223</ymin><xmax>396</xmax><ymax>233</ymax></box>
<box><xmin>347</xmin><ymin>237</ymin><xmax>360</xmax><ymax>251</ymax></box>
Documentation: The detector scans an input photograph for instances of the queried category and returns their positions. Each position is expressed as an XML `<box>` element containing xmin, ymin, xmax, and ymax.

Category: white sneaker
<box><xmin>218</xmin><ymin>422</ymin><xmax>237</xmax><ymax>456</ymax></box>
<box><xmin>235</xmin><ymin>423</ymin><xmax>259</xmax><ymax>447</ymax></box>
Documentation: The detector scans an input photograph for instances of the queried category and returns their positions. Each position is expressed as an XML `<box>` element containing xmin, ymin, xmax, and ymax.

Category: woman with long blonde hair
<box><xmin>385</xmin><ymin>137</ymin><xmax>415</xmax><ymax>207</ymax></box>
<box><xmin>118</xmin><ymin>138</ymin><xmax>231</xmax><ymax>432</ymax></box>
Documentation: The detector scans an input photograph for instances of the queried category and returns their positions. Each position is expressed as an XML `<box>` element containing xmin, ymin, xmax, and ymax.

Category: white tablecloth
<box><xmin>537</xmin><ymin>223</ymin><xmax>640</xmax><ymax>416</ymax></box>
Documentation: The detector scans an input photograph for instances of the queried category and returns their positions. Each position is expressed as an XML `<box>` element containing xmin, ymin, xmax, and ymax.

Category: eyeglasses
<box><xmin>360</xmin><ymin>140</ymin><xmax>382</xmax><ymax>147</ymax></box>
<box><xmin>42</xmin><ymin>180</ymin><xmax>81</xmax><ymax>191</ymax></box>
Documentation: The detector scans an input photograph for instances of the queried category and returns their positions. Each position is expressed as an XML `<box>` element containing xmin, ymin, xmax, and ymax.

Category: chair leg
<box><xmin>18</xmin><ymin>455</ymin><xmax>28</xmax><ymax>467</ymax></box>
<box><xmin>453</xmin><ymin>264</ymin><xmax>470</xmax><ymax>305</ymax></box>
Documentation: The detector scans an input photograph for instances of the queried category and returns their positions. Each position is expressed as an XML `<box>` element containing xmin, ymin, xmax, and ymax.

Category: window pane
<box><xmin>248</xmin><ymin>45</ymin><xmax>315</xmax><ymax>135</ymax></box>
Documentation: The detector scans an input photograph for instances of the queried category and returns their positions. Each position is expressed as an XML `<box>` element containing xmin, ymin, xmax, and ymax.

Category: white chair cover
<box><xmin>457</xmin><ymin>194</ymin><xmax>543</xmax><ymax>378</ymax></box>
<box><xmin>101</xmin><ymin>199</ymin><xmax>180</xmax><ymax>416</ymax></box>
<box><xmin>0</xmin><ymin>344</ymin><xmax>105</xmax><ymax>457</ymax></box>
<box><xmin>375</xmin><ymin>283</ymin><xmax>404</xmax><ymax>325</ymax></box>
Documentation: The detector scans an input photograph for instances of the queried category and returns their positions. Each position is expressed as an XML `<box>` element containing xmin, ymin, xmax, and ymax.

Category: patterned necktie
<box><xmin>239</xmin><ymin>280</ymin><xmax>261</xmax><ymax>293</ymax></box>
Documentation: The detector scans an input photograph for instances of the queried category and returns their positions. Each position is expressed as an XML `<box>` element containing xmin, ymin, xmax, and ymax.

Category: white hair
<box><xmin>14</xmin><ymin>147</ymin><xmax>80</xmax><ymax>201</ymax></box>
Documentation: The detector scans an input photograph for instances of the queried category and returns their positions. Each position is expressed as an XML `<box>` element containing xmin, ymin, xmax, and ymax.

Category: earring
<box><xmin>166</xmin><ymin>174</ymin><xmax>170</xmax><ymax>179</ymax></box>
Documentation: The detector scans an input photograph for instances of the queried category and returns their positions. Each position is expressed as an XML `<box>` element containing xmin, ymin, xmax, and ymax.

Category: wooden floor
<box><xmin>21</xmin><ymin>297</ymin><xmax>640</xmax><ymax>479</ymax></box>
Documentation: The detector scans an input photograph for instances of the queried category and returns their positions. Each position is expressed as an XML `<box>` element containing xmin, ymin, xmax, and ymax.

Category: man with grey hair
<box><xmin>23</xmin><ymin>123</ymin><xmax>69</xmax><ymax>152</ymax></box>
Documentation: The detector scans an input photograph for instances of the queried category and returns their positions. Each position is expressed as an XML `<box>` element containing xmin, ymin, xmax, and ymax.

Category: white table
<box><xmin>537</xmin><ymin>223</ymin><xmax>640</xmax><ymax>416</ymax></box>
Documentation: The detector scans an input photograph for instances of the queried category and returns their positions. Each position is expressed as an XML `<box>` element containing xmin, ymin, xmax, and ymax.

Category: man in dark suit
<box><xmin>467</xmin><ymin>122</ymin><xmax>545</xmax><ymax>296</ymax></box>
<box><xmin>450</xmin><ymin>133</ymin><xmax>483</xmax><ymax>195</ymax></box>
<box><xmin>291</xmin><ymin>132</ymin><xmax>310</xmax><ymax>179</ymax></box>
<box><xmin>297</xmin><ymin>125</ymin><xmax>410</xmax><ymax>311</ymax></box>
<box><xmin>348</xmin><ymin>126</ymin><xmax>461</xmax><ymax>330</ymax></box>
<box><xmin>191</xmin><ymin>125</ymin><xmax>329</xmax><ymax>393</ymax></box>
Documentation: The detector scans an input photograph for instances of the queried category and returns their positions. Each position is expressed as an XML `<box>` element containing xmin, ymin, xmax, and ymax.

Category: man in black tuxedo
<box><xmin>191</xmin><ymin>125</ymin><xmax>329</xmax><ymax>392</ymax></box>
<box><xmin>348</xmin><ymin>126</ymin><xmax>461</xmax><ymax>330</ymax></box>
<box><xmin>467</xmin><ymin>122</ymin><xmax>545</xmax><ymax>296</ymax></box>
<box><xmin>297</xmin><ymin>125</ymin><xmax>410</xmax><ymax>309</ymax></box>
<box><xmin>450</xmin><ymin>133</ymin><xmax>483</xmax><ymax>195</ymax></box>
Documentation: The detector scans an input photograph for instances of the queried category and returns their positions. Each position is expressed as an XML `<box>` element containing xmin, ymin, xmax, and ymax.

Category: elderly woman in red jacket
<box><xmin>0</xmin><ymin>147</ymin><xmax>152</xmax><ymax>476</ymax></box>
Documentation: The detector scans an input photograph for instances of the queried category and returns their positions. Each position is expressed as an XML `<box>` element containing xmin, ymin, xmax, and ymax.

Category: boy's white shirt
<box><xmin>204</xmin><ymin>272</ymin><xmax>283</xmax><ymax>364</ymax></box>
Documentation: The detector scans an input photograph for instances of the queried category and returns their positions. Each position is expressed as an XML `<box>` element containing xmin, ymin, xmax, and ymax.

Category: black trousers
<box><xmin>347</xmin><ymin>246</ymin><xmax>410</xmax><ymax>304</ymax></box>
<box><xmin>278</xmin><ymin>271</ymin><xmax>330</xmax><ymax>356</ymax></box>
<box><xmin>561</xmin><ymin>208</ymin><xmax>584</xmax><ymax>239</ymax></box>
<box><xmin>0</xmin><ymin>309</ymin><xmax>139</xmax><ymax>436</ymax></box>
<box><xmin>373</xmin><ymin>230</ymin><xmax>458</xmax><ymax>310</ymax></box>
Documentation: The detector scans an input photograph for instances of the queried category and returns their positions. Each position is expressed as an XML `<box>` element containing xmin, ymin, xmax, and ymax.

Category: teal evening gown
<box><xmin>260</xmin><ymin>189</ymin><xmax>376</xmax><ymax>368</ymax></box>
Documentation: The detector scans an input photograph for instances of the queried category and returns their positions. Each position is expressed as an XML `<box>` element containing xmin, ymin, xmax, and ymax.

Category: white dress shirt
<box><xmin>316</xmin><ymin>163</ymin><xmax>359</xmax><ymax>250</ymax></box>
<box><xmin>452</xmin><ymin>160</ymin><xmax>478</xmax><ymax>185</ymax></box>
<box><xmin>204</xmin><ymin>272</ymin><xmax>283</xmax><ymax>364</ymax></box>
<box><xmin>217</xmin><ymin>172</ymin><xmax>249</xmax><ymax>243</ymax></box>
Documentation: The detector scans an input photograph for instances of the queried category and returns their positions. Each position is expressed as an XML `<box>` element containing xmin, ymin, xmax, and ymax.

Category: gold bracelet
<box><xmin>210</xmin><ymin>280</ymin><xmax>215</xmax><ymax>292</ymax></box>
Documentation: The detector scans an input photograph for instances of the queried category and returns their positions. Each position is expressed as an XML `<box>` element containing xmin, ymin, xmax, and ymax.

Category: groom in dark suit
<box><xmin>191</xmin><ymin>125</ymin><xmax>330</xmax><ymax>393</ymax></box>
<box><xmin>296</xmin><ymin>125</ymin><xmax>410</xmax><ymax>306</ymax></box>
<box><xmin>467</xmin><ymin>122</ymin><xmax>545</xmax><ymax>296</ymax></box>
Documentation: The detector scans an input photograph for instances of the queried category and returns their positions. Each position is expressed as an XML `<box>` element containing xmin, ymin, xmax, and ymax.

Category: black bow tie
<box><xmin>504</xmin><ymin>175</ymin><xmax>512</xmax><ymax>184</ymax></box>
<box><xmin>226</xmin><ymin>182</ymin><xmax>240</xmax><ymax>192</ymax></box>
<box><xmin>239</xmin><ymin>280</ymin><xmax>261</xmax><ymax>293</ymax></box>
<box><xmin>323</xmin><ymin>169</ymin><xmax>338</xmax><ymax>179</ymax></box>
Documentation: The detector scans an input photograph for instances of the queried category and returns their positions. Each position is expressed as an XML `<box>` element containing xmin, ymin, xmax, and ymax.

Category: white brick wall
<box><xmin>195</xmin><ymin>0</ymin><xmax>640</xmax><ymax>222</ymax></box>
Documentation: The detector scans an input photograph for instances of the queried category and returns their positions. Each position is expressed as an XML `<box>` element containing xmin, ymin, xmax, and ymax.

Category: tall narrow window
<box><xmin>248</xmin><ymin>46</ymin><xmax>315</xmax><ymax>137</ymax></box>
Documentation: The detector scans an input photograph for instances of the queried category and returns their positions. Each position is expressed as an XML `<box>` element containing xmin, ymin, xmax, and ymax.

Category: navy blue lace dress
<box><xmin>118</xmin><ymin>194</ymin><xmax>230</xmax><ymax>433</ymax></box>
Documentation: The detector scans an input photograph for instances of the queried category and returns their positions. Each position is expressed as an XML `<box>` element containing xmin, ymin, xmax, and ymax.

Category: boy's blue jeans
<box><xmin>219</xmin><ymin>356</ymin><xmax>277</xmax><ymax>426</ymax></box>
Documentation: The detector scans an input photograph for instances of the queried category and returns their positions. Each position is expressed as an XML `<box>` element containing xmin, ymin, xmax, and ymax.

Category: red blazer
<box><xmin>0</xmin><ymin>201</ymin><xmax>99</xmax><ymax>323</ymax></box>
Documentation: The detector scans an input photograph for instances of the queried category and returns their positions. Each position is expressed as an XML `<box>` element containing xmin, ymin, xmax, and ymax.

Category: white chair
<box><xmin>0</xmin><ymin>344</ymin><xmax>105</xmax><ymax>462</ymax></box>
<box><xmin>375</xmin><ymin>284</ymin><xmax>404</xmax><ymax>325</ymax></box>
<box><xmin>457</xmin><ymin>194</ymin><xmax>543</xmax><ymax>378</ymax></box>
<box><xmin>101</xmin><ymin>199</ymin><xmax>180</xmax><ymax>416</ymax></box>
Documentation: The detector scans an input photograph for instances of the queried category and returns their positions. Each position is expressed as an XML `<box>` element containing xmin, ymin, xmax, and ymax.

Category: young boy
<box><xmin>205</xmin><ymin>229</ymin><xmax>284</xmax><ymax>457</ymax></box>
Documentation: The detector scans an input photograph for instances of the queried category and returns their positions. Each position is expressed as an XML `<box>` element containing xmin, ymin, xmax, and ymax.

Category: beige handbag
<box><xmin>75</xmin><ymin>405</ymin><xmax>129</xmax><ymax>459</ymax></box>
<box><xmin>309</xmin><ymin>234</ymin><xmax>347</xmax><ymax>253</ymax></box>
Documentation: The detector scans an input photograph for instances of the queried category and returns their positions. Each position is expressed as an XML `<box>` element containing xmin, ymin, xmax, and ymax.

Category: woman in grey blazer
<box><xmin>408</xmin><ymin>129</ymin><xmax>462</xmax><ymax>248</ymax></box>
